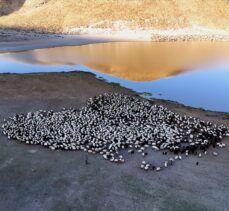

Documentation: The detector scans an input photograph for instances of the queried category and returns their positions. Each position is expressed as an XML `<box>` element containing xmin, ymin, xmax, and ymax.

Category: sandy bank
<box><xmin>65</xmin><ymin>25</ymin><xmax>229</xmax><ymax>41</ymax></box>
<box><xmin>0</xmin><ymin>29</ymin><xmax>135</xmax><ymax>53</ymax></box>
<box><xmin>1</xmin><ymin>27</ymin><xmax>229</xmax><ymax>53</ymax></box>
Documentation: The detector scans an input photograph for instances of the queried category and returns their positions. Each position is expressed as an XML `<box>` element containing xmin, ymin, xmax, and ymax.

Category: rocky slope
<box><xmin>0</xmin><ymin>0</ymin><xmax>229</xmax><ymax>40</ymax></box>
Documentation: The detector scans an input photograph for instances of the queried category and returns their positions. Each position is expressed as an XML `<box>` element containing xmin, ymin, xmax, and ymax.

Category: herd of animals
<box><xmin>2</xmin><ymin>93</ymin><xmax>229</xmax><ymax>171</ymax></box>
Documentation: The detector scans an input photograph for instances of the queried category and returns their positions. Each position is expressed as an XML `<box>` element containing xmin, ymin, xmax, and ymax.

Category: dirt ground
<box><xmin>0</xmin><ymin>72</ymin><xmax>228</xmax><ymax>211</ymax></box>
<box><xmin>0</xmin><ymin>29</ymin><xmax>132</xmax><ymax>53</ymax></box>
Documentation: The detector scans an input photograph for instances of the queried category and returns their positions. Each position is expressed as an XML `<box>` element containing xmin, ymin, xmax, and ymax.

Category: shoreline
<box><xmin>1</xmin><ymin>71</ymin><xmax>229</xmax><ymax>126</ymax></box>
<box><xmin>64</xmin><ymin>25</ymin><xmax>229</xmax><ymax>42</ymax></box>
<box><xmin>1</xmin><ymin>69</ymin><xmax>229</xmax><ymax>116</ymax></box>
<box><xmin>1</xmin><ymin>1</ymin><xmax>229</xmax><ymax>206</ymax></box>
<box><xmin>1</xmin><ymin>29</ymin><xmax>228</xmax><ymax>116</ymax></box>
<box><xmin>0</xmin><ymin>29</ymin><xmax>137</xmax><ymax>53</ymax></box>
<box><xmin>1</xmin><ymin>28</ymin><xmax>229</xmax><ymax>53</ymax></box>
<box><xmin>1</xmin><ymin>31</ymin><xmax>229</xmax><ymax>115</ymax></box>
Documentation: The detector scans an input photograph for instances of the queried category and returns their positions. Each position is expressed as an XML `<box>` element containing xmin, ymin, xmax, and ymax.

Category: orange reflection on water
<box><xmin>2</xmin><ymin>42</ymin><xmax>229</xmax><ymax>81</ymax></box>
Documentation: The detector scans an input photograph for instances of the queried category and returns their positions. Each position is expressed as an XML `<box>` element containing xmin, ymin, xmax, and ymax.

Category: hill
<box><xmin>0</xmin><ymin>0</ymin><xmax>229</xmax><ymax>40</ymax></box>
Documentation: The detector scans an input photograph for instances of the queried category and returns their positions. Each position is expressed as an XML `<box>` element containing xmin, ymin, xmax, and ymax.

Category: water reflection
<box><xmin>1</xmin><ymin>42</ymin><xmax>229</xmax><ymax>81</ymax></box>
<box><xmin>0</xmin><ymin>42</ymin><xmax>229</xmax><ymax>112</ymax></box>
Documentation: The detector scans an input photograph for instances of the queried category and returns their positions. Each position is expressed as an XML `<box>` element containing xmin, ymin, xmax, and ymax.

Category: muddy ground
<box><xmin>0</xmin><ymin>72</ymin><xmax>228</xmax><ymax>211</ymax></box>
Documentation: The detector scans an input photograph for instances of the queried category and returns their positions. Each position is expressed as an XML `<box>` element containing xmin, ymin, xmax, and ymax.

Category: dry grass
<box><xmin>0</xmin><ymin>0</ymin><xmax>229</xmax><ymax>33</ymax></box>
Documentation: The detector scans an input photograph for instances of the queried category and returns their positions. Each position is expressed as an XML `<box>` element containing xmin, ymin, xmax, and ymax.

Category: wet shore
<box><xmin>0</xmin><ymin>71</ymin><xmax>229</xmax><ymax>210</ymax></box>
<box><xmin>1</xmin><ymin>28</ymin><xmax>229</xmax><ymax>53</ymax></box>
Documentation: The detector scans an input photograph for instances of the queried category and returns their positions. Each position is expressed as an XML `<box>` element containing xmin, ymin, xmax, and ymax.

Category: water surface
<box><xmin>0</xmin><ymin>42</ymin><xmax>229</xmax><ymax>112</ymax></box>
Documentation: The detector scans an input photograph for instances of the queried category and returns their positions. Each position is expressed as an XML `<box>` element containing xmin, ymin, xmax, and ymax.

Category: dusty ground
<box><xmin>0</xmin><ymin>28</ymin><xmax>62</xmax><ymax>42</ymax></box>
<box><xmin>0</xmin><ymin>72</ymin><xmax>228</xmax><ymax>211</ymax></box>
<box><xmin>0</xmin><ymin>29</ymin><xmax>131</xmax><ymax>53</ymax></box>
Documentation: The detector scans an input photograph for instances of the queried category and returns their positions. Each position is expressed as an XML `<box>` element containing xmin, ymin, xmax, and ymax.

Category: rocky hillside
<box><xmin>0</xmin><ymin>0</ymin><xmax>229</xmax><ymax>39</ymax></box>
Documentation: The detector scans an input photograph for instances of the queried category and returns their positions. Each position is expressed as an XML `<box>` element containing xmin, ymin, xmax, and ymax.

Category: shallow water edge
<box><xmin>1</xmin><ymin>41</ymin><xmax>229</xmax><ymax>113</ymax></box>
<box><xmin>1</xmin><ymin>71</ymin><xmax>229</xmax><ymax>120</ymax></box>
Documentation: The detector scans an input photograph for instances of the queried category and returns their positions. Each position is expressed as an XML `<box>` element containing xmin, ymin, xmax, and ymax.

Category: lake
<box><xmin>0</xmin><ymin>42</ymin><xmax>229</xmax><ymax>112</ymax></box>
